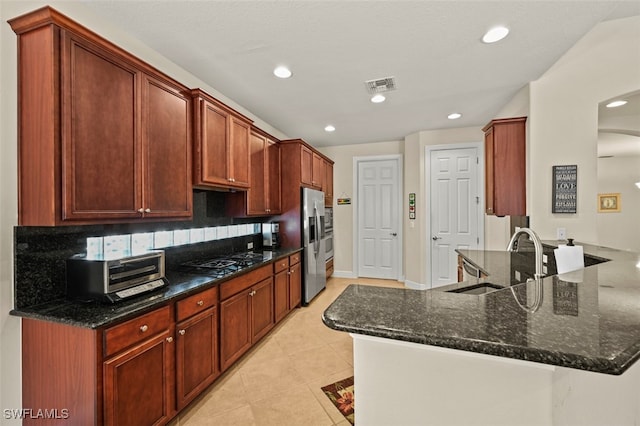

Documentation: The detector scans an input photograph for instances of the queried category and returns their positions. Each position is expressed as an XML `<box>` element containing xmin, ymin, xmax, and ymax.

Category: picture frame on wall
<box><xmin>597</xmin><ymin>193</ymin><xmax>621</xmax><ymax>213</ymax></box>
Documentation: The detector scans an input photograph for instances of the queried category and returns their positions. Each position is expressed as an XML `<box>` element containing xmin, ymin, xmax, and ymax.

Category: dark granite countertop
<box><xmin>11</xmin><ymin>248</ymin><xmax>301</xmax><ymax>329</ymax></box>
<box><xmin>323</xmin><ymin>242</ymin><xmax>640</xmax><ymax>375</ymax></box>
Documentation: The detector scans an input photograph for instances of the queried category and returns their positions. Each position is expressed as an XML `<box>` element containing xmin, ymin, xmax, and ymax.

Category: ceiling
<box><xmin>77</xmin><ymin>0</ymin><xmax>640</xmax><ymax>148</ymax></box>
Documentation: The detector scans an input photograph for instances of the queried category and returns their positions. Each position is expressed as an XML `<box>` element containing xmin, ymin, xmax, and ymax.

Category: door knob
<box><xmin>432</xmin><ymin>236</ymin><xmax>442</xmax><ymax>241</ymax></box>
<box><xmin>390</xmin><ymin>232</ymin><xmax>397</xmax><ymax>236</ymax></box>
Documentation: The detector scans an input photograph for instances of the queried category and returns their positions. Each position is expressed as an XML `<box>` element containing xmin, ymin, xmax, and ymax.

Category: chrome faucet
<box><xmin>507</xmin><ymin>228</ymin><xmax>545</xmax><ymax>280</ymax></box>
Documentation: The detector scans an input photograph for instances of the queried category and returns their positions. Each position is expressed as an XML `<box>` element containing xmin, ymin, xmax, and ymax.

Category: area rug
<box><xmin>321</xmin><ymin>376</ymin><xmax>355</xmax><ymax>424</ymax></box>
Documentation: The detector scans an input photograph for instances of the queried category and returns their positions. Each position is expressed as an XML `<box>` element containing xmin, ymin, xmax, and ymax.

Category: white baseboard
<box><xmin>331</xmin><ymin>270</ymin><xmax>357</xmax><ymax>279</ymax></box>
<box><xmin>404</xmin><ymin>279</ymin><xmax>429</xmax><ymax>290</ymax></box>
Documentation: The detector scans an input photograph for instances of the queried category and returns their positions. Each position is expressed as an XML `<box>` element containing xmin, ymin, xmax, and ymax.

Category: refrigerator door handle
<box><xmin>313</xmin><ymin>203</ymin><xmax>321</xmax><ymax>255</ymax></box>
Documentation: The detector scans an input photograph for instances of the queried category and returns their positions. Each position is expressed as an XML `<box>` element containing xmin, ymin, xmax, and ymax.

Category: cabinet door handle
<box><xmin>137</xmin><ymin>208</ymin><xmax>144</xmax><ymax>214</ymax></box>
<box><xmin>144</xmin><ymin>208</ymin><xmax>151</xmax><ymax>213</ymax></box>
<box><xmin>166</xmin><ymin>336</ymin><xmax>173</xmax><ymax>343</ymax></box>
<box><xmin>196</xmin><ymin>300</ymin><xmax>204</xmax><ymax>306</ymax></box>
<box><xmin>249</xmin><ymin>290</ymin><xmax>256</xmax><ymax>297</ymax></box>
<box><xmin>178</xmin><ymin>329</ymin><xmax>186</xmax><ymax>336</ymax></box>
<box><xmin>140</xmin><ymin>324</ymin><xmax>149</xmax><ymax>333</ymax></box>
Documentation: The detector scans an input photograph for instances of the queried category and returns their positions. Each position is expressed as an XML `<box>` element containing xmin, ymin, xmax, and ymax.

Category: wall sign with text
<box><xmin>552</xmin><ymin>165</ymin><xmax>577</xmax><ymax>214</ymax></box>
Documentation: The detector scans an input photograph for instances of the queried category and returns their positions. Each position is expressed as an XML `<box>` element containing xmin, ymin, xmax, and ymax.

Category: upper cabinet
<box><xmin>483</xmin><ymin>117</ymin><xmax>527</xmax><ymax>217</ymax></box>
<box><xmin>323</xmin><ymin>160</ymin><xmax>334</xmax><ymax>207</ymax></box>
<box><xmin>10</xmin><ymin>7</ymin><xmax>192</xmax><ymax>225</ymax></box>
<box><xmin>192</xmin><ymin>89</ymin><xmax>252</xmax><ymax>191</ymax></box>
<box><xmin>279</xmin><ymin>139</ymin><xmax>333</xmax><ymax>193</ymax></box>
<box><xmin>227</xmin><ymin>127</ymin><xmax>282</xmax><ymax>216</ymax></box>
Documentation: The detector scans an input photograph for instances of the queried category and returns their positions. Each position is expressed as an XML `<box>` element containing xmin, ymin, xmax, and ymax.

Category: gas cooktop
<box><xmin>179</xmin><ymin>252</ymin><xmax>266</xmax><ymax>279</ymax></box>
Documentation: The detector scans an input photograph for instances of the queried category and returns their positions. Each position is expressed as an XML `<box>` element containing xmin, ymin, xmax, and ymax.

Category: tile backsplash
<box><xmin>13</xmin><ymin>190</ymin><xmax>274</xmax><ymax>309</ymax></box>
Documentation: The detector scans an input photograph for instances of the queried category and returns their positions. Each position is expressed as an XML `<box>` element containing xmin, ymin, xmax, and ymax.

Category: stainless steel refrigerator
<box><xmin>302</xmin><ymin>188</ymin><xmax>326</xmax><ymax>304</ymax></box>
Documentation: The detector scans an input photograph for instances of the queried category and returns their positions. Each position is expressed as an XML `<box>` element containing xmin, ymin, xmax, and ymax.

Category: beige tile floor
<box><xmin>169</xmin><ymin>276</ymin><xmax>404</xmax><ymax>426</ymax></box>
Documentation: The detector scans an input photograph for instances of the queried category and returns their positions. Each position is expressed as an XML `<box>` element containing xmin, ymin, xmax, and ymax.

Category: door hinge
<box><xmin>476</xmin><ymin>157</ymin><xmax>479</xmax><ymax>164</ymax></box>
<box><xmin>477</xmin><ymin>237</ymin><xmax>480</xmax><ymax>244</ymax></box>
<box><xmin>476</xmin><ymin>196</ymin><xmax>480</xmax><ymax>204</ymax></box>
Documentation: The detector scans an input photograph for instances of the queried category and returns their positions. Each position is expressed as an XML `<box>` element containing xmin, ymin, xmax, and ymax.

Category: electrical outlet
<box><xmin>557</xmin><ymin>227</ymin><xmax>566</xmax><ymax>240</ymax></box>
<box><xmin>247</xmin><ymin>242</ymin><xmax>254</xmax><ymax>250</ymax></box>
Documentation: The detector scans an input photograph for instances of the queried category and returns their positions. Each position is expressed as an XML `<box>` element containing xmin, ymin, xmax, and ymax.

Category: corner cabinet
<box><xmin>10</xmin><ymin>7</ymin><xmax>192</xmax><ymax>225</ymax></box>
<box><xmin>192</xmin><ymin>89</ymin><xmax>253</xmax><ymax>190</ymax></box>
<box><xmin>483</xmin><ymin>117</ymin><xmax>527</xmax><ymax>217</ymax></box>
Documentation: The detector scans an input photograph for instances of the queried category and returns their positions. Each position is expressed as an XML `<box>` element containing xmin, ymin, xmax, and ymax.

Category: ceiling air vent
<box><xmin>365</xmin><ymin>76</ymin><xmax>397</xmax><ymax>94</ymax></box>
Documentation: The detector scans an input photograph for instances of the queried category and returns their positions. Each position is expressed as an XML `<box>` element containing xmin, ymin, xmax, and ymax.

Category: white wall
<box><xmin>528</xmin><ymin>15</ymin><xmax>640</xmax><ymax>243</ymax></box>
<box><xmin>317</xmin><ymin>141</ymin><xmax>404</xmax><ymax>277</ymax></box>
<box><xmin>404</xmin><ymin>127</ymin><xmax>484</xmax><ymax>286</ymax></box>
<box><xmin>597</xmin><ymin>155</ymin><xmax>640</xmax><ymax>252</ymax></box>
<box><xmin>0</xmin><ymin>3</ymin><xmax>21</xmax><ymax>422</ymax></box>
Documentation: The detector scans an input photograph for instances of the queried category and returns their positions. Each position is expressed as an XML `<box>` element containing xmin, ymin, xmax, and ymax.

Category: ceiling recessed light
<box><xmin>371</xmin><ymin>94</ymin><xmax>386</xmax><ymax>103</ymax></box>
<box><xmin>482</xmin><ymin>26</ymin><xmax>509</xmax><ymax>43</ymax></box>
<box><xmin>447</xmin><ymin>113</ymin><xmax>462</xmax><ymax>120</ymax></box>
<box><xmin>273</xmin><ymin>66</ymin><xmax>292</xmax><ymax>79</ymax></box>
<box><xmin>606</xmin><ymin>100</ymin><xmax>627</xmax><ymax>108</ymax></box>
<box><xmin>324</xmin><ymin>125</ymin><xmax>336</xmax><ymax>132</ymax></box>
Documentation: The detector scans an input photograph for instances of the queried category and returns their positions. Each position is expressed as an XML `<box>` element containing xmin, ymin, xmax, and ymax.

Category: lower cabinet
<box><xmin>219</xmin><ymin>265</ymin><xmax>274</xmax><ymax>371</ymax></box>
<box><xmin>20</xmin><ymin>253</ymin><xmax>299</xmax><ymax>426</ymax></box>
<box><xmin>102</xmin><ymin>304</ymin><xmax>175</xmax><ymax>426</ymax></box>
<box><xmin>273</xmin><ymin>253</ymin><xmax>302</xmax><ymax>322</ymax></box>
<box><xmin>175</xmin><ymin>286</ymin><xmax>219</xmax><ymax>409</ymax></box>
<box><xmin>103</xmin><ymin>329</ymin><xmax>175</xmax><ymax>426</ymax></box>
<box><xmin>289</xmin><ymin>255</ymin><xmax>302</xmax><ymax>310</ymax></box>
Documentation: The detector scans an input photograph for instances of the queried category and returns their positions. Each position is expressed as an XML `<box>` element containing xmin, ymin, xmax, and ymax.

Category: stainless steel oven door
<box><xmin>325</xmin><ymin>232</ymin><xmax>334</xmax><ymax>260</ymax></box>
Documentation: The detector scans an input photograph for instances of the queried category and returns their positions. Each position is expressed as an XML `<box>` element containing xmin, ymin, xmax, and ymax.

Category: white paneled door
<box><xmin>430</xmin><ymin>148</ymin><xmax>480</xmax><ymax>287</ymax></box>
<box><xmin>358</xmin><ymin>159</ymin><xmax>400</xmax><ymax>279</ymax></box>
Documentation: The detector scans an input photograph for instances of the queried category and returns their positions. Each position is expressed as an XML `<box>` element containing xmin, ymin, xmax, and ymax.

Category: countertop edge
<box><xmin>11</xmin><ymin>248</ymin><xmax>303</xmax><ymax>329</ymax></box>
<box><xmin>323</xmin><ymin>313</ymin><xmax>626</xmax><ymax>375</ymax></box>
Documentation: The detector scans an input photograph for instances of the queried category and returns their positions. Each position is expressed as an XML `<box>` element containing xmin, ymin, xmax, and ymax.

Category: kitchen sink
<box><xmin>447</xmin><ymin>283</ymin><xmax>504</xmax><ymax>295</ymax></box>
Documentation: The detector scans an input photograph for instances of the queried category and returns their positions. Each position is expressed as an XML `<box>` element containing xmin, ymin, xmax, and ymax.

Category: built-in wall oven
<box><xmin>324</xmin><ymin>207</ymin><xmax>334</xmax><ymax>260</ymax></box>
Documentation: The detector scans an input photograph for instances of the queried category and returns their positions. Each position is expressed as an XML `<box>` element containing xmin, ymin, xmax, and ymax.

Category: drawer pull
<box><xmin>139</xmin><ymin>324</ymin><xmax>149</xmax><ymax>333</ymax></box>
<box><xmin>196</xmin><ymin>300</ymin><xmax>204</xmax><ymax>306</ymax></box>
<box><xmin>178</xmin><ymin>329</ymin><xmax>186</xmax><ymax>336</ymax></box>
<box><xmin>166</xmin><ymin>336</ymin><xmax>173</xmax><ymax>343</ymax></box>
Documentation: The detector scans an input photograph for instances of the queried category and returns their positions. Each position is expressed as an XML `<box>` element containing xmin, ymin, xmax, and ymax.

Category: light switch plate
<box><xmin>247</xmin><ymin>242</ymin><xmax>254</xmax><ymax>250</ymax></box>
<box><xmin>557</xmin><ymin>227</ymin><xmax>566</xmax><ymax>240</ymax></box>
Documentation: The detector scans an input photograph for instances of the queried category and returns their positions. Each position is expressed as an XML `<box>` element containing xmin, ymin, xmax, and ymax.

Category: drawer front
<box><xmin>104</xmin><ymin>305</ymin><xmax>172</xmax><ymax>357</ymax></box>
<box><xmin>220</xmin><ymin>265</ymin><xmax>271</xmax><ymax>300</ymax></box>
<box><xmin>176</xmin><ymin>286</ymin><xmax>218</xmax><ymax>322</ymax></box>
<box><xmin>289</xmin><ymin>252</ymin><xmax>301</xmax><ymax>265</ymax></box>
<box><xmin>273</xmin><ymin>257</ymin><xmax>289</xmax><ymax>274</ymax></box>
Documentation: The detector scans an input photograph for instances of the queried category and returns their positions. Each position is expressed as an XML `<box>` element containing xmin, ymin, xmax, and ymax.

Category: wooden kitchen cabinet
<box><xmin>289</xmin><ymin>254</ymin><xmax>302</xmax><ymax>309</ymax></box>
<box><xmin>103</xmin><ymin>305</ymin><xmax>175</xmax><ymax>426</ymax></box>
<box><xmin>10</xmin><ymin>8</ymin><xmax>192</xmax><ymax>225</ymax></box>
<box><xmin>483</xmin><ymin>117</ymin><xmax>527</xmax><ymax>216</ymax></box>
<box><xmin>280</xmin><ymin>139</ymin><xmax>331</xmax><ymax>190</ymax></box>
<box><xmin>175</xmin><ymin>286</ymin><xmax>219</xmax><ymax>409</ymax></box>
<box><xmin>323</xmin><ymin>160</ymin><xmax>334</xmax><ymax>206</ymax></box>
<box><xmin>219</xmin><ymin>265</ymin><xmax>274</xmax><ymax>371</ymax></box>
<box><xmin>227</xmin><ymin>128</ymin><xmax>282</xmax><ymax>216</ymax></box>
<box><xmin>192</xmin><ymin>89</ymin><xmax>253</xmax><ymax>190</ymax></box>
<box><xmin>273</xmin><ymin>257</ymin><xmax>290</xmax><ymax>323</ymax></box>
<box><xmin>312</xmin><ymin>152</ymin><xmax>324</xmax><ymax>189</ymax></box>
